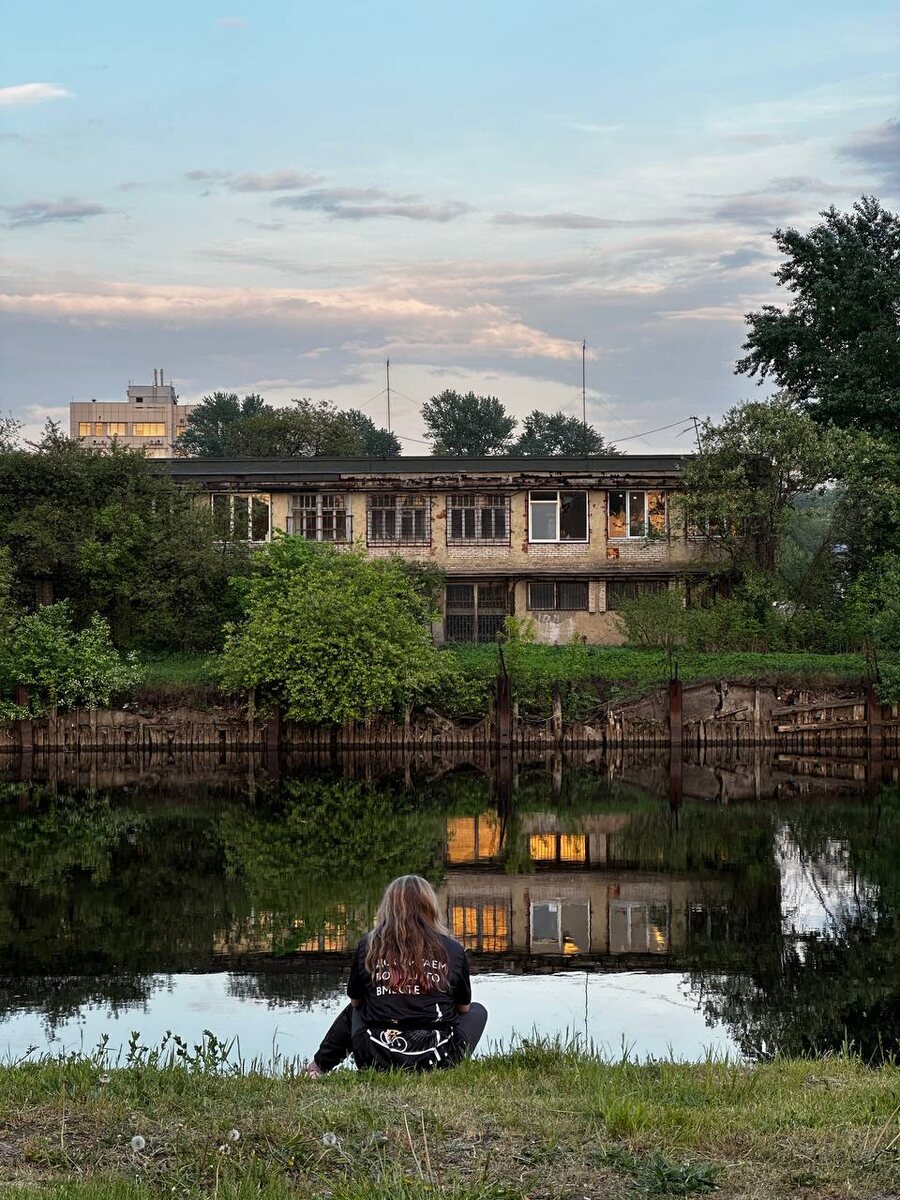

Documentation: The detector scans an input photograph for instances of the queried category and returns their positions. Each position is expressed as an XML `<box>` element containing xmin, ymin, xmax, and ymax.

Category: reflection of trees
<box><xmin>226</xmin><ymin>970</ymin><xmax>345</xmax><ymax>1011</ymax></box>
<box><xmin>689</xmin><ymin>788</ymin><xmax>900</xmax><ymax>1062</ymax></box>
<box><xmin>0</xmin><ymin>974</ymin><xmax>167</xmax><ymax>1036</ymax></box>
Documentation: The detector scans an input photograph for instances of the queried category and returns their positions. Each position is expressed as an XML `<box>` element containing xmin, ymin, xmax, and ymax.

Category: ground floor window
<box><xmin>527</xmin><ymin>580</ymin><xmax>589</xmax><ymax>611</ymax></box>
<box><xmin>609</xmin><ymin>902</ymin><xmax>669</xmax><ymax>954</ymax></box>
<box><xmin>605</xmin><ymin>578</ymin><xmax>668</xmax><ymax>611</ymax></box>
<box><xmin>445</xmin><ymin>581</ymin><xmax>508</xmax><ymax>643</ymax></box>
<box><xmin>530</xmin><ymin>900</ymin><xmax>591</xmax><ymax>954</ymax></box>
<box><xmin>449</xmin><ymin>898</ymin><xmax>511</xmax><ymax>953</ymax></box>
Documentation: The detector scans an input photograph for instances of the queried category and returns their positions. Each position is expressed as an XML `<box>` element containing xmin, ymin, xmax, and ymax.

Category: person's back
<box><xmin>305</xmin><ymin>875</ymin><xmax>488</xmax><ymax>1074</ymax></box>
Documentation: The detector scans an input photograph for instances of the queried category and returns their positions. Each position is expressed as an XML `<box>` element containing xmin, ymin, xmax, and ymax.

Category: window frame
<box><xmin>527</xmin><ymin>490</ymin><xmax>589</xmax><ymax>544</ymax></box>
<box><xmin>526</xmin><ymin>579</ymin><xmax>590</xmax><ymax>612</ymax></box>
<box><xmin>444</xmin><ymin>580</ymin><xmax>508</xmax><ymax>643</ymax></box>
<box><xmin>287</xmin><ymin>491</ymin><xmax>351</xmax><ymax>543</ymax></box>
<box><xmin>605</xmin><ymin>578</ymin><xmax>669</xmax><ymax>611</ymax></box>
<box><xmin>210</xmin><ymin>492</ymin><xmax>272</xmax><ymax>543</ymax></box>
<box><xmin>366</xmin><ymin>493</ymin><xmax>431</xmax><ymax>546</ymax></box>
<box><xmin>446</xmin><ymin>493</ymin><xmax>511</xmax><ymax>545</ymax></box>
<box><xmin>132</xmin><ymin>422</ymin><xmax>167</xmax><ymax>438</ymax></box>
<box><xmin>607</xmin><ymin>490</ymin><xmax>668</xmax><ymax>539</ymax></box>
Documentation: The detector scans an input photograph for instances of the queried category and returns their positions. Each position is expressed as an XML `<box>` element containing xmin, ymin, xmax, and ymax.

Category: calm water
<box><xmin>1</xmin><ymin>748</ymin><xmax>897</xmax><ymax>1065</ymax></box>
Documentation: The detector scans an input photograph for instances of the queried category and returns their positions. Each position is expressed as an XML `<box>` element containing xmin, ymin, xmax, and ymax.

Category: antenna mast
<box><xmin>582</xmin><ymin>339</ymin><xmax>587</xmax><ymax>455</ymax></box>
<box><xmin>386</xmin><ymin>358</ymin><xmax>392</xmax><ymax>434</ymax></box>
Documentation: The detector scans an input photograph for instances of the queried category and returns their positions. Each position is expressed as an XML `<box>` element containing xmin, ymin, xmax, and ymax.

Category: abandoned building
<box><xmin>166</xmin><ymin>455</ymin><xmax>715</xmax><ymax>646</ymax></box>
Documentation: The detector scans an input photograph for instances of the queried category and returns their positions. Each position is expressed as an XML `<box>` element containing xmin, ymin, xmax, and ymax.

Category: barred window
<box><xmin>527</xmin><ymin>580</ymin><xmax>589</xmax><ymax>611</ymax></box>
<box><xmin>447</xmin><ymin>494</ymin><xmax>510</xmax><ymax>543</ymax></box>
<box><xmin>367</xmin><ymin>494</ymin><xmax>430</xmax><ymax>545</ymax></box>
<box><xmin>605</xmin><ymin>578</ymin><xmax>668</xmax><ymax>610</ymax></box>
<box><xmin>607</xmin><ymin>490</ymin><xmax>667</xmax><ymax>538</ymax></box>
<box><xmin>444</xmin><ymin>581</ymin><xmax>508</xmax><ymax>643</ymax></box>
<box><xmin>287</xmin><ymin>492</ymin><xmax>350</xmax><ymax>542</ymax></box>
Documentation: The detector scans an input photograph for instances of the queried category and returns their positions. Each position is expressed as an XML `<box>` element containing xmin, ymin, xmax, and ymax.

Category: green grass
<box><xmin>0</xmin><ymin>1045</ymin><xmax>898</xmax><ymax>1198</ymax></box>
<box><xmin>140</xmin><ymin>654</ymin><xmax>219</xmax><ymax>687</ymax></box>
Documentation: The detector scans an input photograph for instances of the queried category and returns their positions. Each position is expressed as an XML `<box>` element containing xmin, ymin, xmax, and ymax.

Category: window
<box><xmin>287</xmin><ymin>492</ymin><xmax>350</xmax><ymax>542</ymax></box>
<box><xmin>609</xmin><ymin>902</ymin><xmax>669</xmax><ymax>954</ymax></box>
<box><xmin>527</xmin><ymin>580</ymin><xmax>589</xmax><ymax>611</ymax></box>
<box><xmin>445</xmin><ymin>582</ymin><xmax>507</xmax><ymax>643</ymax></box>
<box><xmin>528</xmin><ymin>490</ymin><xmax>587</xmax><ymax>542</ymax></box>
<box><xmin>446</xmin><ymin>814</ymin><xmax>502</xmax><ymax>863</ymax></box>
<box><xmin>211</xmin><ymin>493</ymin><xmax>271</xmax><ymax>541</ymax></box>
<box><xmin>449</xmin><ymin>899</ymin><xmax>511</xmax><ymax>953</ymax></box>
<box><xmin>107</xmin><ymin>422</ymin><xmax>127</xmax><ymax>436</ymax></box>
<box><xmin>605</xmin><ymin>579</ymin><xmax>668</xmax><ymax>611</ymax></box>
<box><xmin>530</xmin><ymin>900</ymin><xmax>591</xmax><ymax>954</ymax></box>
<box><xmin>367</xmin><ymin>494</ymin><xmax>430</xmax><ymax>545</ymax></box>
<box><xmin>447</xmin><ymin>494</ymin><xmax>509</xmax><ymax>543</ymax></box>
<box><xmin>607</xmin><ymin>490</ymin><xmax>667</xmax><ymax>538</ymax></box>
<box><xmin>529</xmin><ymin>833</ymin><xmax>587</xmax><ymax>864</ymax></box>
<box><xmin>78</xmin><ymin>422</ymin><xmax>92</xmax><ymax>437</ymax></box>
<box><xmin>133</xmin><ymin>422</ymin><xmax>167</xmax><ymax>437</ymax></box>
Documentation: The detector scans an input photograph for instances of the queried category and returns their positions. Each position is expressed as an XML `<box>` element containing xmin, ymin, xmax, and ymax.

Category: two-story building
<box><xmin>166</xmin><ymin>455</ymin><xmax>715</xmax><ymax>645</ymax></box>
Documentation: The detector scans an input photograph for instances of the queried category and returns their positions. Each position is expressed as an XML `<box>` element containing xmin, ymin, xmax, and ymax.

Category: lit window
<box><xmin>447</xmin><ymin>494</ymin><xmax>509</xmax><ymax>543</ymax></box>
<box><xmin>445</xmin><ymin>582</ymin><xmax>507</xmax><ymax>643</ymax></box>
<box><xmin>527</xmin><ymin>580</ymin><xmax>589</xmax><ymax>611</ymax></box>
<box><xmin>446</xmin><ymin>814</ymin><xmax>501</xmax><ymax>863</ymax></box>
<box><xmin>287</xmin><ymin>492</ymin><xmax>350</xmax><ymax>542</ymax></box>
<box><xmin>78</xmin><ymin>422</ymin><xmax>92</xmax><ymax>437</ymax></box>
<box><xmin>607</xmin><ymin>490</ymin><xmax>667</xmax><ymax>538</ymax></box>
<box><xmin>211</xmin><ymin>493</ymin><xmax>271</xmax><ymax>542</ymax></box>
<box><xmin>107</xmin><ymin>422</ymin><xmax>127</xmax><ymax>436</ymax></box>
<box><xmin>133</xmin><ymin>422</ymin><xmax>167</xmax><ymax>437</ymax></box>
<box><xmin>528</xmin><ymin>490</ymin><xmax>587</xmax><ymax>542</ymax></box>
<box><xmin>367</xmin><ymin>494</ymin><xmax>430</xmax><ymax>545</ymax></box>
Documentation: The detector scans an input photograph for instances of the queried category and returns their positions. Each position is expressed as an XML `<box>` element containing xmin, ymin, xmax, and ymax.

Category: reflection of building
<box><xmin>70</xmin><ymin>372</ymin><xmax>196</xmax><ymax>459</ymax></box>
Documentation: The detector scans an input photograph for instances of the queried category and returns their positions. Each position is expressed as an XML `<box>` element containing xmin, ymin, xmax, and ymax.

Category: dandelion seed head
<box><xmin>98</xmin><ymin>1074</ymin><xmax>111</xmax><ymax>1085</ymax></box>
<box><xmin>130</xmin><ymin>1135</ymin><xmax>146</xmax><ymax>1153</ymax></box>
<box><xmin>227</xmin><ymin>1128</ymin><xmax>240</xmax><ymax>1142</ymax></box>
<box><xmin>322</xmin><ymin>1131</ymin><xmax>339</xmax><ymax>1147</ymax></box>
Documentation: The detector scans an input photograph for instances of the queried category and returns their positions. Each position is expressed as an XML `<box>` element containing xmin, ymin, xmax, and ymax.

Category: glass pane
<box><xmin>293</xmin><ymin>492</ymin><xmax>316</xmax><ymax>510</ymax></box>
<box><xmin>233</xmin><ymin>497</ymin><xmax>250</xmax><ymax>540</ymax></box>
<box><xmin>557</xmin><ymin>582</ymin><xmax>588</xmax><ymax>610</ymax></box>
<box><xmin>559</xmin><ymin>492</ymin><xmax>587</xmax><ymax>540</ymax></box>
<box><xmin>530</xmin><ymin>500</ymin><xmax>557</xmax><ymax>540</ymax></box>
<box><xmin>477</xmin><ymin>583</ymin><xmax>506</xmax><ymax>611</ymax></box>
<box><xmin>445</xmin><ymin>614</ymin><xmax>475</xmax><ymax>642</ymax></box>
<box><xmin>251</xmin><ymin>497</ymin><xmax>270</xmax><ymax>541</ymax></box>
<box><xmin>561</xmin><ymin>902</ymin><xmax>590</xmax><ymax>953</ymax></box>
<box><xmin>531</xmin><ymin>901</ymin><xmax>559</xmax><ymax>942</ymax></box>
<box><xmin>450</xmin><ymin>509</ymin><xmax>463</xmax><ymax>538</ymax></box>
<box><xmin>608</xmin><ymin>491</ymin><xmax>626</xmax><ymax>538</ymax></box>
<box><xmin>211</xmin><ymin>494</ymin><xmax>231</xmax><ymax>538</ymax></box>
<box><xmin>528</xmin><ymin>581</ymin><xmax>556</xmax><ymax>609</ymax></box>
<box><xmin>648</xmin><ymin>491</ymin><xmax>667</xmax><ymax>537</ymax></box>
<box><xmin>78</xmin><ymin>422</ymin><xmax>91</xmax><ymax>436</ymax></box>
<box><xmin>531</xmin><ymin>490</ymin><xmax>557</xmax><ymax>502</ymax></box>
<box><xmin>629</xmin><ymin>491</ymin><xmax>646</xmax><ymax>537</ymax></box>
<box><xmin>446</xmin><ymin>584</ymin><xmax>475</xmax><ymax>610</ymax></box>
<box><xmin>477</xmin><ymin>613</ymin><xmax>506</xmax><ymax>642</ymax></box>
<box><xmin>530</xmin><ymin>834</ymin><xmax>557</xmax><ymax>862</ymax></box>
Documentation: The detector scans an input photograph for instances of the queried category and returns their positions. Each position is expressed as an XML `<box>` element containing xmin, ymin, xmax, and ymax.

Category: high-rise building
<box><xmin>70</xmin><ymin>370</ymin><xmax>196</xmax><ymax>458</ymax></box>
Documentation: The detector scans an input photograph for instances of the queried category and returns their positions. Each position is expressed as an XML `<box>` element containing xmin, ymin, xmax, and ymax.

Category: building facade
<box><xmin>167</xmin><ymin>455</ymin><xmax>715</xmax><ymax>646</ymax></box>
<box><xmin>70</xmin><ymin>371</ymin><xmax>196</xmax><ymax>459</ymax></box>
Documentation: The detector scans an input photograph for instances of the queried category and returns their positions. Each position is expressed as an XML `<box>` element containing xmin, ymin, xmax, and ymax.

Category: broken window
<box><xmin>528</xmin><ymin>490</ymin><xmax>588</xmax><ymax>542</ymax></box>
<box><xmin>447</xmin><ymin>494</ymin><xmax>510</xmax><ymax>543</ymax></box>
<box><xmin>607</xmin><ymin>490</ymin><xmax>667</xmax><ymax>538</ymax></box>
<box><xmin>527</xmin><ymin>580</ymin><xmax>589</xmax><ymax>611</ymax></box>
<box><xmin>288</xmin><ymin>492</ymin><xmax>350</xmax><ymax>542</ymax></box>
<box><xmin>445</xmin><ymin>581</ymin><xmax>508</xmax><ymax>643</ymax></box>
<box><xmin>530</xmin><ymin>900</ymin><xmax>591</xmax><ymax>954</ymax></box>
<box><xmin>210</xmin><ymin>493</ymin><xmax>271</xmax><ymax>542</ymax></box>
<box><xmin>605</xmin><ymin>578</ymin><xmax>668</xmax><ymax>611</ymax></box>
<box><xmin>367</xmin><ymin>494</ymin><xmax>430</xmax><ymax>545</ymax></box>
<box><xmin>609</xmin><ymin>902</ymin><xmax>669</xmax><ymax>954</ymax></box>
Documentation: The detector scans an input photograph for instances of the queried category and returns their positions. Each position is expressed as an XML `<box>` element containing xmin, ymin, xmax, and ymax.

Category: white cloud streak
<box><xmin>0</xmin><ymin>82</ymin><xmax>70</xmax><ymax>108</ymax></box>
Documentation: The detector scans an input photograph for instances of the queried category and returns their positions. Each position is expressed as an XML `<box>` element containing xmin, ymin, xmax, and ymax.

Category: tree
<box><xmin>344</xmin><ymin>408</ymin><xmax>402</xmax><ymax>457</ymax></box>
<box><xmin>737</xmin><ymin>196</ymin><xmax>900</xmax><ymax>436</ymax></box>
<box><xmin>220</xmin><ymin>536</ymin><xmax>460</xmax><ymax>722</ymax></box>
<box><xmin>0</xmin><ymin>414</ymin><xmax>21</xmax><ymax>452</ymax></box>
<box><xmin>681</xmin><ymin>395</ymin><xmax>841</xmax><ymax>573</ymax></box>
<box><xmin>421</xmin><ymin>390</ymin><xmax>516</xmax><ymax>455</ymax></box>
<box><xmin>230</xmin><ymin>400</ymin><xmax>364</xmax><ymax>456</ymax></box>
<box><xmin>511</xmin><ymin>410</ymin><xmax>617</xmax><ymax>456</ymax></box>
<box><xmin>177</xmin><ymin>392</ymin><xmax>266</xmax><ymax>457</ymax></box>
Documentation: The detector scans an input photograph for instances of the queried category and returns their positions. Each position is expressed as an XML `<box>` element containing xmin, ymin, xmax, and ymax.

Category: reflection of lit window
<box><xmin>560</xmin><ymin>835</ymin><xmax>586</xmax><ymax>863</ymax></box>
<box><xmin>295</xmin><ymin>910</ymin><xmax>349</xmax><ymax>952</ymax></box>
<box><xmin>609</xmin><ymin>902</ymin><xmax>670</xmax><ymax>954</ymax></box>
<box><xmin>449</xmin><ymin>899</ymin><xmax>510</xmax><ymax>951</ymax></box>
<box><xmin>528</xmin><ymin>833</ymin><xmax>587</xmax><ymax>864</ymax></box>
<box><xmin>447</xmin><ymin>814</ymin><xmax>501</xmax><ymax>863</ymax></box>
<box><xmin>530</xmin><ymin>834</ymin><xmax>557</xmax><ymax>862</ymax></box>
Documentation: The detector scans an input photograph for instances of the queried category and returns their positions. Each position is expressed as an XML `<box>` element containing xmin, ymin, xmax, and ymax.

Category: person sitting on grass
<box><xmin>305</xmin><ymin>874</ymin><xmax>487</xmax><ymax>1074</ymax></box>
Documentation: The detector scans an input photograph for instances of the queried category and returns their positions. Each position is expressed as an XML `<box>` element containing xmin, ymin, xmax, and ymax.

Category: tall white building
<box><xmin>70</xmin><ymin>370</ymin><xmax>196</xmax><ymax>458</ymax></box>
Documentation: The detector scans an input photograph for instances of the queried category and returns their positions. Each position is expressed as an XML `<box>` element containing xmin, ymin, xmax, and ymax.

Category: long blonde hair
<box><xmin>365</xmin><ymin>875</ymin><xmax>448</xmax><ymax>993</ymax></box>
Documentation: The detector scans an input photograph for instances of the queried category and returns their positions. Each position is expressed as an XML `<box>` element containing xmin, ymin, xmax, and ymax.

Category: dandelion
<box><xmin>130</xmin><ymin>1135</ymin><xmax>146</xmax><ymax>1153</ymax></box>
<box><xmin>227</xmin><ymin>1128</ymin><xmax>240</xmax><ymax>1142</ymax></box>
<box><xmin>98</xmin><ymin>1074</ymin><xmax>111</xmax><ymax>1085</ymax></box>
<box><xmin>322</xmin><ymin>1131</ymin><xmax>339</xmax><ymax>1148</ymax></box>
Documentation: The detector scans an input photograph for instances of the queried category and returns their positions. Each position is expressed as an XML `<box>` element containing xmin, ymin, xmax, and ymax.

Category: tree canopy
<box><xmin>511</xmin><ymin>410</ymin><xmax>617</xmax><ymax>456</ymax></box>
<box><xmin>421</xmin><ymin>389</ymin><xmax>517</xmax><ymax>455</ymax></box>
<box><xmin>176</xmin><ymin>392</ymin><xmax>267</xmax><ymax>457</ymax></box>
<box><xmin>736</xmin><ymin>196</ymin><xmax>900</xmax><ymax>436</ymax></box>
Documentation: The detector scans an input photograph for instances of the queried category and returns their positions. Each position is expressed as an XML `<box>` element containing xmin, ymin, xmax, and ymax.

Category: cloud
<box><xmin>217</xmin><ymin>15</ymin><xmax>246</xmax><ymax>27</ymax></box>
<box><xmin>0</xmin><ymin>82</ymin><xmax>70</xmax><ymax>108</ymax></box>
<box><xmin>4</xmin><ymin>199</ymin><xmax>108</xmax><ymax>228</ymax></box>
<box><xmin>708</xmin><ymin>193</ymin><xmax>807</xmax><ymax>226</ymax></box>
<box><xmin>186</xmin><ymin>167</ymin><xmax>323</xmax><ymax>192</ymax></box>
<box><xmin>492</xmin><ymin>211</ymin><xmax>697</xmax><ymax>230</ymax></box>
<box><xmin>840</xmin><ymin>118</ymin><xmax>900</xmax><ymax>190</ymax></box>
<box><xmin>274</xmin><ymin>187</ymin><xmax>471</xmax><ymax>222</ymax></box>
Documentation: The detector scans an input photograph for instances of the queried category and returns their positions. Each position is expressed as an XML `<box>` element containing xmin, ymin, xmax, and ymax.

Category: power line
<box><xmin>613</xmin><ymin>418</ymin><xmax>696</xmax><ymax>444</ymax></box>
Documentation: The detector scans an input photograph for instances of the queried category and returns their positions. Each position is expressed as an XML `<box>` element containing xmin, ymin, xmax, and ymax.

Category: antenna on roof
<box><xmin>386</xmin><ymin>358</ymin><xmax>392</xmax><ymax>434</ymax></box>
<box><xmin>582</xmin><ymin>340</ymin><xmax>587</xmax><ymax>455</ymax></box>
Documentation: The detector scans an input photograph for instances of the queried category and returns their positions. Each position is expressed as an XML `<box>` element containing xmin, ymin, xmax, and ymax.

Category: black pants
<box><xmin>313</xmin><ymin>1002</ymin><xmax>488</xmax><ymax>1072</ymax></box>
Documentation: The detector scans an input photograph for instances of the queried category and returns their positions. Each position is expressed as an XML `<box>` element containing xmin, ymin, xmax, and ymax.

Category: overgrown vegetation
<box><xmin>0</xmin><ymin>1047</ymin><xmax>898</xmax><ymax>1198</ymax></box>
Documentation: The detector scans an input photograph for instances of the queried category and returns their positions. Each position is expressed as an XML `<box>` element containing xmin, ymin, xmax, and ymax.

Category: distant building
<box><xmin>70</xmin><ymin>370</ymin><xmax>196</xmax><ymax>459</ymax></box>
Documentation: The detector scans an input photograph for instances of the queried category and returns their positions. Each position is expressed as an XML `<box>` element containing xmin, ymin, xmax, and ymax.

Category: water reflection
<box><xmin>0</xmin><ymin>748</ymin><xmax>897</xmax><ymax>1061</ymax></box>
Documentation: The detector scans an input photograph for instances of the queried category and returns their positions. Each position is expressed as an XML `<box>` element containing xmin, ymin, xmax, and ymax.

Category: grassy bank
<box><xmin>1</xmin><ymin>1047</ymin><xmax>898</xmax><ymax>1198</ymax></box>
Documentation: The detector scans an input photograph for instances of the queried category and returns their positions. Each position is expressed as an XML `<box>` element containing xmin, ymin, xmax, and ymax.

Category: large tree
<box><xmin>421</xmin><ymin>389</ymin><xmax>516</xmax><ymax>455</ymax></box>
<box><xmin>682</xmin><ymin>395</ymin><xmax>841</xmax><ymax>573</ymax></box>
<box><xmin>511</xmin><ymin>410</ymin><xmax>617</xmax><ymax>456</ymax></box>
<box><xmin>177</xmin><ymin>392</ymin><xmax>266</xmax><ymax>457</ymax></box>
<box><xmin>736</xmin><ymin>196</ymin><xmax>900</xmax><ymax>436</ymax></box>
<box><xmin>344</xmin><ymin>408</ymin><xmax>402</xmax><ymax>457</ymax></box>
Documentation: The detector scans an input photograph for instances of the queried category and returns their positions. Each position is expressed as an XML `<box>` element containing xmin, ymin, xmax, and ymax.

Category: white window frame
<box><xmin>210</xmin><ymin>493</ymin><xmax>272</xmax><ymax>543</ymax></box>
<box><xmin>287</xmin><ymin>492</ymin><xmax>350</xmax><ymax>542</ymax></box>
<box><xmin>528</xmin><ymin>490</ymin><xmax>589</xmax><ymax>544</ymax></box>
<box><xmin>607</xmin><ymin>490</ymin><xmax>668</xmax><ymax>539</ymax></box>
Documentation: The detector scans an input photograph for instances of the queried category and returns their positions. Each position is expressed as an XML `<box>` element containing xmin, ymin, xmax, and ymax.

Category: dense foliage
<box><xmin>219</xmin><ymin>537</ymin><xmax>463</xmax><ymax>722</ymax></box>
<box><xmin>737</xmin><ymin>196</ymin><xmax>900</xmax><ymax>436</ymax></box>
<box><xmin>511</xmin><ymin>409</ymin><xmax>617</xmax><ymax>456</ymax></box>
<box><xmin>421</xmin><ymin>389</ymin><xmax>517</xmax><ymax>455</ymax></box>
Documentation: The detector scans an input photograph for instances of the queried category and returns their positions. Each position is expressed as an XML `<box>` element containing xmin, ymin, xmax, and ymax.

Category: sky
<box><xmin>2</xmin><ymin>1</ymin><xmax>899</xmax><ymax>451</ymax></box>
